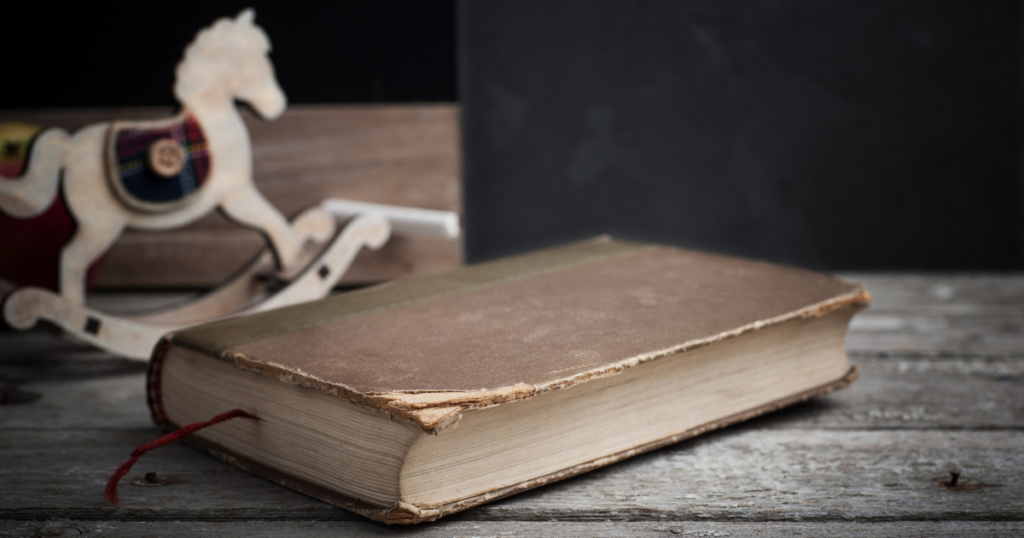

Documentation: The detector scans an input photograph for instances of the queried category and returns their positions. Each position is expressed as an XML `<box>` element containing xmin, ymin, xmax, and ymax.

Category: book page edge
<box><xmin>164</xmin><ymin>365</ymin><xmax>858</xmax><ymax>524</ymax></box>
<box><xmin>154</xmin><ymin>287</ymin><xmax>868</xmax><ymax>432</ymax></box>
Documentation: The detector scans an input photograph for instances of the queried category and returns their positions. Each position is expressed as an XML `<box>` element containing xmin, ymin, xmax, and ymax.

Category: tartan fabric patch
<box><xmin>114</xmin><ymin>116</ymin><xmax>210</xmax><ymax>203</ymax></box>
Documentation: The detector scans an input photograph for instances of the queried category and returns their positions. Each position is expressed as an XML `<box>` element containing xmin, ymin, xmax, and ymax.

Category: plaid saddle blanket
<box><xmin>110</xmin><ymin>115</ymin><xmax>211</xmax><ymax>205</ymax></box>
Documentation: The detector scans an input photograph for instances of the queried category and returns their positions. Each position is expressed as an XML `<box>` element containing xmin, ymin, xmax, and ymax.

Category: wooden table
<box><xmin>1</xmin><ymin>274</ymin><xmax>1021</xmax><ymax>536</ymax></box>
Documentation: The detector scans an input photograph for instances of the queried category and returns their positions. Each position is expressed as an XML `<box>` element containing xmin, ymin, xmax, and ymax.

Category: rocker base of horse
<box><xmin>2</xmin><ymin>209</ymin><xmax>391</xmax><ymax>360</ymax></box>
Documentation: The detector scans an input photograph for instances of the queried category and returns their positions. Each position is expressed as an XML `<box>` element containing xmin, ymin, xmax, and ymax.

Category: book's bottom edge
<box><xmin>171</xmin><ymin>365</ymin><xmax>860</xmax><ymax>525</ymax></box>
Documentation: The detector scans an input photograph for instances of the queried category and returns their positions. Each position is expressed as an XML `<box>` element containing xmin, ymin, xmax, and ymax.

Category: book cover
<box><xmin>148</xmin><ymin>237</ymin><xmax>870</xmax><ymax>523</ymax></box>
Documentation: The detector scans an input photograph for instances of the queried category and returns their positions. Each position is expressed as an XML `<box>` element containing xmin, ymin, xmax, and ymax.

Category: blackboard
<box><xmin>459</xmin><ymin>0</ymin><xmax>1024</xmax><ymax>270</ymax></box>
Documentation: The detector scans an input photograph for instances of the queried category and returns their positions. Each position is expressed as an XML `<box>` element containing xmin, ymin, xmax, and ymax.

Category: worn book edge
<box><xmin>155</xmin><ymin>285</ymin><xmax>870</xmax><ymax>433</ymax></box>
<box><xmin>162</xmin><ymin>365</ymin><xmax>859</xmax><ymax>524</ymax></box>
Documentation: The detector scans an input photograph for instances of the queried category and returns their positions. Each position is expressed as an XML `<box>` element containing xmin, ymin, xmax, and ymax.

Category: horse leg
<box><xmin>59</xmin><ymin>217</ymin><xmax>125</xmax><ymax>305</ymax></box>
<box><xmin>219</xmin><ymin>187</ymin><xmax>302</xmax><ymax>269</ymax></box>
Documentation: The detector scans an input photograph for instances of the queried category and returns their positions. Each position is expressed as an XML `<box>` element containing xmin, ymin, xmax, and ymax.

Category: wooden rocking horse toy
<box><xmin>0</xmin><ymin>10</ymin><xmax>400</xmax><ymax>360</ymax></box>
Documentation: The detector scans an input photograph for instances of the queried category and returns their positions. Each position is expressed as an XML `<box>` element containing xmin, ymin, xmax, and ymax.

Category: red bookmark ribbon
<box><xmin>104</xmin><ymin>409</ymin><xmax>258</xmax><ymax>506</ymax></box>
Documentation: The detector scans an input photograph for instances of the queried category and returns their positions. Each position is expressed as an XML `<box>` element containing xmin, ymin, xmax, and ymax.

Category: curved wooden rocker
<box><xmin>0</xmin><ymin>10</ymin><xmax>397</xmax><ymax>360</ymax></box>
<box><xmin>4</xmin><ymin>211</ymin><xmax>390</xmax><ymax>360</ymax></box>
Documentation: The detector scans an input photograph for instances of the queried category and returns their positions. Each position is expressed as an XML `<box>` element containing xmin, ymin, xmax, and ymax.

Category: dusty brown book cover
<box><xmin>150</xmin><ymin>237</ymin><xmax>870</xmax><ymax>523</ymax></box>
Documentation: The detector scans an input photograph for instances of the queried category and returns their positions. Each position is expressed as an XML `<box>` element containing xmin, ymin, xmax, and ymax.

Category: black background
<box><xmin>1</xmin><ymin>2</ymin><xmax>456</xmax><ymax>106</ymax></box>
<box><xmin>461</xmin><ymin>0</ymin><xmax>1024</xmax><ymax>270</ymax></box>
<box><xmin>4</xmin><ymin>1</ymin><xmax>1022</xmax><ymax>270</ymax></box>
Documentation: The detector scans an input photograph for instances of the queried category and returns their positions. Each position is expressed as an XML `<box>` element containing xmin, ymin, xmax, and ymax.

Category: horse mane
<box><xmin>174</xmin><ymin>9</ymin><xmax>272</xmax><ymax>104</ymax></box>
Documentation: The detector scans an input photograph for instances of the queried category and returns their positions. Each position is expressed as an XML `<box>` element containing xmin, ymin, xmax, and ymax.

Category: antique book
<box><xmin>148</xmin><ymin>237</ymin><xmax>870</xmax><ymax>524</ymax></box>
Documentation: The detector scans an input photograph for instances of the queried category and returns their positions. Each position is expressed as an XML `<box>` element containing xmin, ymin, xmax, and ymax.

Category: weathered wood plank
<box><xmin>0</xmin><ymin>429</ymin><xmax>1019</xmax><ymax>521</ymax></box>
<box><xmin>2</xmin><ymin>520</ymin><xmax>1022</xmax><ymax>537</ymax></box>
<box><xmin>0</xmin><ymin>429</ymin><xmax>347</xmax><ymax>521</ymax></box>
<box><xmin>0</xmin><ymin>105</ymin><xmax>462</xmax><ymax>287</ymax></box>
<box><xmin>0</xmin><ymin>105</ymin><xmax>461</xmax><ymax>216</ymax></box>
<box><xmin>760</xmin><ymin>356</ymin><xmax>1024</xmax><ymax>430</ymax></box>
<box><xmin>2</xmin><ymin>354</ymin><xmax>1022</xmax><ymax>431</ymax></box>
<box><xmin>1</xmin><ymin>276</ymin><xmax>1021</xmax><ymax>526</ymax></box>
<box><xmin>847</xmin><ymin>308</ymin><xmax>1024</xmax><ymax>357</ymax></box>
<box><xmin>842</xmin><ymin>274</ymin><xmax>1024</xmax><ymax>308</ymax></box>
<box><xmin>95</xmin><ymin>231</ymin><xmax>459</xmax><ymax>287</ymax></box>
<box><xmin>492</xmin><ymin>428</ymin><xmax>1023</xmax><ymax>521</ymax></box>
<box><xmin>842</xmin><ymin>274</ymin><xmax>1024</xmax><ymax>357</ymax></box>
<box><xmin>0</xmin><ymin>371</ymin><xmax>148</xmax><ymax>430</ymax></box>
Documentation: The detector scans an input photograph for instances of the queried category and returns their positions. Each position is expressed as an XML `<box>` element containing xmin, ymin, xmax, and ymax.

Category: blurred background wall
<box><xmin>5</xmin><ymin>1</ymin><xmax>1022</xmax><ymax>271</ymax></box>
<box><xmin>3</xmin><ymin>3</ymin><xmax>456</xmax><ymax>106</ymax></box>
<box><xmin>460</xmin><ymin>0</ymin><xmax>1024</xmax><ymax>270</ymax></box>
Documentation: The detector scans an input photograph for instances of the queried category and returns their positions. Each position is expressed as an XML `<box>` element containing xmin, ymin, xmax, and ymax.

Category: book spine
<box><xmin>146</xmin><ymin>335</ymin><xmax>175</xmax><ymax>429</ymax></box>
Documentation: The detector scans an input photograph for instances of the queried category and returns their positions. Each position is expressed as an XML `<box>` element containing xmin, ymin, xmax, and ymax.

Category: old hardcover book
<box><xmin>149</xmin><ymin>237</ymin><xmax>870</xmax><ymax>524</ymax></box>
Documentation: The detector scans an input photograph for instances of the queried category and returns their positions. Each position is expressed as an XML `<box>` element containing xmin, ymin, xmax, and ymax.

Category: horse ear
<box><xmin>236</xmin><ymin>8</ymin><xmax>255</xmax><ymax>25</ymax></box>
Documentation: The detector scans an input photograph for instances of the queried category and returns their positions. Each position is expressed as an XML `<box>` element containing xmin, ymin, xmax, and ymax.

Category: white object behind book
<box><xmin>0</xmin><ymin>9</ymin><xmax>459</xmax><ymax>360</ymax></box>
<box><xmin>322</xmin><ymin>199</ymin><xmax>459</xmax><ymax>240</ymax></box>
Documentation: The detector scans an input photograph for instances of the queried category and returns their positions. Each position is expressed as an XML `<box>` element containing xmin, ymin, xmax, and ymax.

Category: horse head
<box><xmin>174</xmin><ymin>9</ymin><xmax>287</xmax><ymax>120</ymax></box>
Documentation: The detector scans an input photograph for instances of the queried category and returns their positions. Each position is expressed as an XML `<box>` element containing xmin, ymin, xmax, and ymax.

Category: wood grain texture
<box><xmin>0</xmin><ymin>428</ymin><xmax>1020</xmax><ymax>521</ymax></box>
<box><xmin>1</xmin><ymin>357</ymin><xmax>1018</xmax><ymax>432</ymax></box>
<box><xmin>0</xmin><ymin>104</ymin><xmax>462</xmax><ymax>287</ymax></box>
<box><xmin>842</xmin><ymin>273</ymin><xmax>1024</xmax><ymax>357</ymax></box>
<box><xmin>0</xmin><ymin>275</ymin><xmax>1021</xmax><ymax>532</ymax></box>
<box><xmin>2</xmin><ymin>520</ymin><xmax>1022</xmax><ymax>537</ymax></box>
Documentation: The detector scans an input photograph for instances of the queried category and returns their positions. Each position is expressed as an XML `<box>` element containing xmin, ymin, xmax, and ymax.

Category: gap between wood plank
<box><xmin>2</xmin><ymin>520</ymin><xmax>1022</xmax><ymax>537</ymax></box>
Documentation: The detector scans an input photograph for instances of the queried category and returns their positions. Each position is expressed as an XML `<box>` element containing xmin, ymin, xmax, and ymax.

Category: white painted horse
<box><xmin>0</xmin><ymin>9</ymin><xmax>302</xmax><ymax>305</ymax></box>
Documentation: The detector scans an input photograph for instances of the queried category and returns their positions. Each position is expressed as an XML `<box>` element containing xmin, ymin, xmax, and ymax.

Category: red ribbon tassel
<box><xmin>104</xmin><ymin>409</ymin><xmax>258</xmax><ymax>506</ymax></box>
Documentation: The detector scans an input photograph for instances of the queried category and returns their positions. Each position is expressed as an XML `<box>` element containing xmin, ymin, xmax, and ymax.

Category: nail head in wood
<box><xmin>147</xmin><ymin>138</ymin><xmax>186</xmax><ymax>178</ymax></box>
<box><xmin>949</xmin><ymin>471</ymin><xmax>960</xmax><ymax>487</ymax></box>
